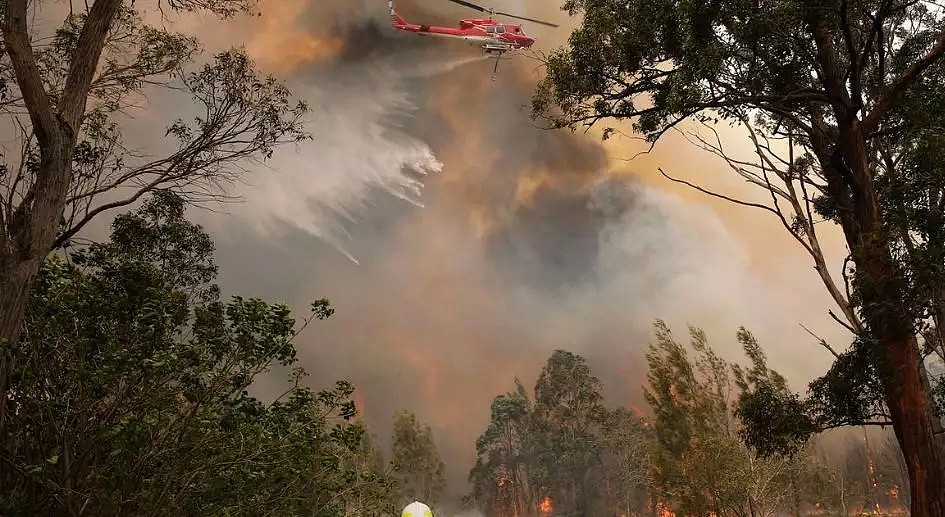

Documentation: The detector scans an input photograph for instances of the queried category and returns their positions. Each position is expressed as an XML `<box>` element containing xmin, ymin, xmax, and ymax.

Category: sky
<box><xmin>64</xmin><ymin>0</ymin><xmax>859</xmax><ymax>507</ymax></box>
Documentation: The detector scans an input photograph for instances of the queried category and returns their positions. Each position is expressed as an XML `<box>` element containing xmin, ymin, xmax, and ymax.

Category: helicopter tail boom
<box><xmin>389</xmin><ymin>1</ymin><xmax>405</xmax><ymax>25</ymax></box>
<box><xmin>392</xmin><ymin>11</ymin><xmax>409</xmax><ymax>26</ymax></box>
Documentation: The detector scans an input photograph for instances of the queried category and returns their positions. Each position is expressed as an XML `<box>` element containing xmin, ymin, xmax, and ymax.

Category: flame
<box><xmin>539</xmin><ymin>496</ymin><xmax>553</xmax><ymax>514</ymax></box>
<box><xmin>654</xmin><ymin>501</ymin><xmax>676</xmax><ymax>517</ymax></box>
<box><xmin>351</xmin><ymin>389</ymin><xmax>367</xmax><ymax>416</ymax></box>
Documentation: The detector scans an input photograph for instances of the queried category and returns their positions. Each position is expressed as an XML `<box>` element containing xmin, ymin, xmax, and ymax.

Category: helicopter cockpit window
<box><xmin>484</xmin><ymin>26</ymin><xmax>496</xmax><ymax>33</ymax></box>
<box><xmin>495</xmin><ymin>26</ymin><xmax>505</xmax><ymax>33</ymax></box>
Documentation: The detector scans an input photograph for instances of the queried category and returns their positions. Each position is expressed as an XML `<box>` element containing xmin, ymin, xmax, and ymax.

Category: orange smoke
<box><xmin>245</xmin><ymin>0</ymin><xmax>346</xmax><ymax>73</ymax></box>
<box><xmin>425</xmin><ymin>62</ymin><xmax>607</xmax><ymax>244</ymax></box>
<box><xmin>249</xmin><ymin>33</ymin><xmax>344</xmax><ymax>73</ymax></box>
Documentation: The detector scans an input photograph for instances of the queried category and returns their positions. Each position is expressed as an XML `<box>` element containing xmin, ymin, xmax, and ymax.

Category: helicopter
<box><xmin>389</xmin><ymin>0</ymin><xmax>559</xmax><ymax>79</ymax></box>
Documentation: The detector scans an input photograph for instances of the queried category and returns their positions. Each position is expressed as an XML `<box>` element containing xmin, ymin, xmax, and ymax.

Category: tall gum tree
<box><xmin>0</xmin><ymin>0</ymin><xmax>307</xmax><ymax>342</ymax></box>
<box><xmin>534</xmin><ymin>0</ymin><xmax>945</xmax><ymax>514</ymax></box>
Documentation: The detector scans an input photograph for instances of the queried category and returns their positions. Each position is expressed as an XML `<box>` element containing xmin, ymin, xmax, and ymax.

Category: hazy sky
<box><xmin>75</xmin><ymin>0</ymin><xmax>858</xmax><ymax>504</ymax></box>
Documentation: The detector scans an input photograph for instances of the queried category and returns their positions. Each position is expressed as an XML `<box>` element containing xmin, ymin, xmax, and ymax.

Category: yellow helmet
<box><xmin>401</xmin><ymin>501</ymin><xmax>433</xmax><ymax>517</ymax></box>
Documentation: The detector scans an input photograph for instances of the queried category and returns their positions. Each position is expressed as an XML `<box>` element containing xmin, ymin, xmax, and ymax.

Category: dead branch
<box><xmin>800</xmin><ymin>323</ymin><xmax>842</xmax><ymax>358</ymax></box>
<box><xmin>657</xmin><ymin>168</ymin><xmax>785</xmax><ymax>215</ymax></box>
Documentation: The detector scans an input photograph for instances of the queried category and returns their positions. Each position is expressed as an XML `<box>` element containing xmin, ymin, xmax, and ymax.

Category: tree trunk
<box><xmin>879</xmin><ymin>334</ymin><xmax>945</xmax><ymax>516</ymax></box>
<box><xmin>0</xmin><ymin>150</ymin><xmax>72</xmax><ymax>345</ymax></box>
<box><xmin>817</xmin><ymin>106</ymin><xmax>945</xmax><ymax>514</ymax></box>
<box><xmin>1</xmin><ymin>0</ymin><xmax>121</xmax><ymax>343</ymax></box>
<box><xmin>0</xmin><ymin>257</ymin><xmax>39</xmax><ymax>342</ymax></box>
<box><xmin>847</xmin><ymin>215</ymin><xmax>945</xmax><ymax>516</ymax></box>
<box><xmin>844</xmin><ymin>177</ymin><xmax>945</xmax><ymax>516</ymax></box>
<box><xmin>0</xmin><ymin>256</ymin><xmax>41</xmax><ymax>442</ymax></box>
<box><xmin>0</xmin><ymin>144</ymin><xmax>73</xmax><ymax>447</ymax></box>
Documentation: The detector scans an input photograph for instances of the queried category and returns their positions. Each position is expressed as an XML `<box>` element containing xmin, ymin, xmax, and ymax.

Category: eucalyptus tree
<box><xmin>391</xmin><ymin>410</ymin><xmax>447</xmax><ymax>507</ymax></box>
<box><xmin>534</xmin><ymin>1</ymin><xmax>945</xmax><ymax>511</ymax></box>
<box><xmin>0</xmin><ymin>0</ymin><xmax>308</xmax><ymax>342</ymax></box>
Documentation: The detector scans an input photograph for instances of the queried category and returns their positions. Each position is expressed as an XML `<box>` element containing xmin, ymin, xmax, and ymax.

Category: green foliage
<box><xmin>0</xmin><ymin>194</ymin><xmax>397</xmax><ymax>515</ymax></box>
<box><xmin>469</xmin><ymin>381</ymin><xmax>538</xmax><ymax>517</ymax></box>
<box><xmin>38</xmin><ymin>7</ymin><xmax>200</xmax><ymax>115</ymax></box>
<box><xmin>535</xmin><ymin>3</ymin><xmax>945</xmax><ymax>499</ymax></box>
<box><xmin>535</xmin><ymin>0</ymin><xmax>944</xmax><ymax>146</ymax></box>
<box><xmin>934</xmin><ymin>374</ymin><xmax>945</xmax><ymax>417</ymax></box>
<box><xmin>733</xmin><ymin>328</ymin><xmax>816</xmax><ymax>457</ymax></box>
<box><xmin>599</xmin><ymin>408</ymin><xmax>650</xmax><ymax>515</ymax></box>
<box><xmin>341</xmin><ymin>423</ymin><xmax>401</xmax><ymax>516</ymax></box>
<box><xmin>531</xmin><ymin>351</ymin><xmax>610</xmax><ymax>516</ymax></box>
<box><xmin>391</xmin><ymin>410</ymin><xmax>446</xmax><ymax>507</ymax></box>
<box><xmin>737</xmin><ymin>383</ymin><xmax>813</xmax><ymax>457</ymax></box>
<box><xmin>807</xmin><ymin>337</ymin><xmax>889</xmax><ymax>430</ymax></box>
<box><xmin>535</xmin><ymin>0</ymin><xmax>819</xmax><ymax>136</ymax></box>
<box><xmin>470</xmin><ymin>351</ymin><xmax>650</xmax><ymax>517</ymax></box>
<box><xmin>2</xmin><ymin>6</ymin><xmax>310</xmax><ymax>251</ymax></box>
<box><xmin>645</xmin><ymin>321</ymin><xmax>799</xmax><ymax>516</ymax></box>
<box><xmin>469</xmin><ymin>327</ymin><xmax>896</xmax><ymax>516</ymax></box>
<box><xmin>166</xmin><ymin>48</ymin><xmax>310</xmax><ymax>160</ymax></box>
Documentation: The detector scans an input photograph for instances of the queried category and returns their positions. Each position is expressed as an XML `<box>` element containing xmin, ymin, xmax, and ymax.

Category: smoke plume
<box><xmin>131</xmin><ymin>0</ymin><xmax>851</xmax><ymax>507</ymax></box>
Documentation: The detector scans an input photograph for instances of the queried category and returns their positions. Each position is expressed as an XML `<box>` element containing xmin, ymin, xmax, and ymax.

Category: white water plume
<box><xmin>234</xmin><ymin>52</ymin><xmax>482</xmax><ymax>262</ymax></box>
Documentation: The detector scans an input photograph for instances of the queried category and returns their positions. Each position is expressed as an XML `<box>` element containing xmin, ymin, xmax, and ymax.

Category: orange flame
<box><xmin>655</xmin><ymin>501</ymin><xmax>676</xmax><ymax>517</ymax></box>
<box><xmin>539</xmin><ymin>496</ymin><xmax>553</xmax><ymax>514</ymax></box>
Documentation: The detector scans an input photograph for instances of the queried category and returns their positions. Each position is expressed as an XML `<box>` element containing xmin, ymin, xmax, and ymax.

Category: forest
<box><xmin>2</xmin><ymin>0</ymin><xmax>945</xmax><ymax>515</ymax></box>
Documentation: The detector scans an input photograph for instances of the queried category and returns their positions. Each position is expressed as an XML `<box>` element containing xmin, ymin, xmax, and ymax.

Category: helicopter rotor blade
<box><xmin>494</xmin><ymin>10</ymin><xmax>559</xmax><ymax>27</ymax></box>
<box><xmin>442</xmin><ymin>0</ymin><xmax>560</xmax><ymax>27</ymax></box>
<box><xmin>442</xmin><ymin>0</ymin><xmax>489</xmax><ymax>13</ymax></box>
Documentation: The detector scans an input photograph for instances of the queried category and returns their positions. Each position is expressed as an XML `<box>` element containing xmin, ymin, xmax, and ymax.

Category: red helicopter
<box><xmin>389</xmin><ymin>0</ymin><xmax>559</xmax><ymax>79</ymax></box>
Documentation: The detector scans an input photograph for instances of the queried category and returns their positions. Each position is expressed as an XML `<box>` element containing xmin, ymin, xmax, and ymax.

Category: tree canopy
<box><xmin>1</xmin><ymin>0</ymin><xmax>308</xmax><ymax>343</ymax></box>
<box><xmin>469</xmin><ymin>332</ymin><xmax>907</xmax><ymax>516</ymax></box>
<box><xmin>391</xmin><ymin>410</ymin><xmax>447</xmax><ymax>508</ymax></box>
<box><xmin>0</xmin><ymin>193</ymin><xmax>398</xmax><ymax>515</ymax></box>
<box><xmin>535</xmin><ymin>1</ymin><xmax>945</xmax><ymax>512</ymax></box>
<box><xmin>469</xmin><ymin>351</ymin><xmax>639</xmax><ymax>516</ymax></box>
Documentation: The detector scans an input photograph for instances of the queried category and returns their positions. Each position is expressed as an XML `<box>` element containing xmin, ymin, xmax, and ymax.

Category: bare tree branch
<box><xmin>657</xmin><ymin>168</ymin><xmax>785</xmax><ymax>216</ymax></box>
<box><xmin>801</xmin><ymin>322</ymin><xmax>842</xmax><ymax>358</ymax></box>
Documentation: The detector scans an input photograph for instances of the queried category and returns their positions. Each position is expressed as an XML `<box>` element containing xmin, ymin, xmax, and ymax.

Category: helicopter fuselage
<box><xmin>392</xmin><ymin>12</ymin><xmax>535</xmax><ymax>53</ymax></box>
<box><xmin>388</xmin><ymin>0</ymin><xmax>557</xmax><ymax>80</ymax></box>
